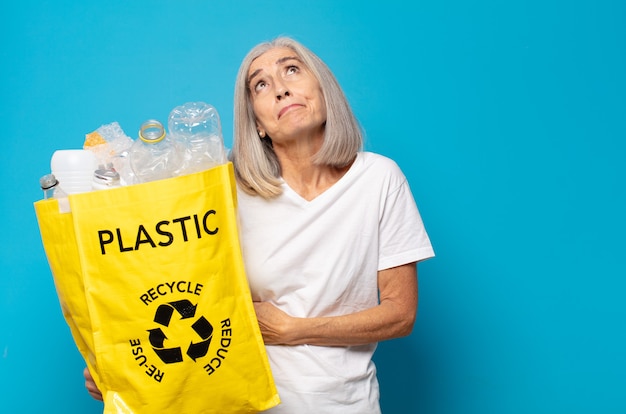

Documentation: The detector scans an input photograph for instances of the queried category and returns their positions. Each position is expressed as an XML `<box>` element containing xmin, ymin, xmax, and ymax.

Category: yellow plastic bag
<box><xmin>34</xmin><ymin>163</ymin><xmax>280</xmax><ymax>413</ymax></box>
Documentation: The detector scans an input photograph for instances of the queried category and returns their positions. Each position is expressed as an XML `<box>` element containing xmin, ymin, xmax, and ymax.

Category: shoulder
<box><xmin>356</xmin><ymin>152</ymin><xmax>407</xmax><ymax>184</ymax></box>
<box><xmin>358</xmin><ymin>151</ymin><xmax>403</xmax><ymax>172</ymax></box>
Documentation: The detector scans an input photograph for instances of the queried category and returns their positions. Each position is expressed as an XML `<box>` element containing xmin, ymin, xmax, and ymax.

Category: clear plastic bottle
<box><xmin>168</xmin><ymin>102</ymin><xmax>227</xmax><ymax>174</ymax></box>
<box><xmin>40</xmin><ymin>173</ymin><xmax>68</xmax><ymax>199</ymax></box>
<box><xmin>129</xmin><ymin>119</ymin><xmax>185</xmax><ymax>183</ymax></box>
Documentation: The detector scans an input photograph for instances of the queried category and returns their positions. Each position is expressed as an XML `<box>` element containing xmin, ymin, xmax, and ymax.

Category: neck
<box><xmin>276</xmin><ymin>150</ymin><xmax>353</xmax><ymax>201</ymax></box>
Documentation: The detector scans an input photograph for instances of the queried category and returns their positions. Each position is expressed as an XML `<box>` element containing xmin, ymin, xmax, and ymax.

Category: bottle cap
<box><xmin>93</xmin><ymin>166</ymin><xmax>121</xmax><ymax>187</ymax></box>
<box><xmin>40</xmin><ymin>174</ymin><xmax>59</xmax><ymax>190</ymax></box>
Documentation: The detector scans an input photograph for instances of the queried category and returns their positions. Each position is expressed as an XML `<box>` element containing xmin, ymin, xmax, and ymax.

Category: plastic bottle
<box><xmin>129</xmin><ymin>119</ymin><xmax>185</xmax><ymax>183</ymax></box>
<box><xmin>40</xmin><ymin>174</ymin><xmax>68</xmax><ymax>199</ymax></box>
<box><xmin>168</xmin><ymin>102</ymin><xmax>227</xmax><ymax>174</ymax></box>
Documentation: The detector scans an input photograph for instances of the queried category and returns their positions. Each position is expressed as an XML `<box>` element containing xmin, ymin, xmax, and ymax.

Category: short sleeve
<box><xmin>378</xmin><ymin>166</ymin><xmax>434</xmax><ymax>271</ymax></box>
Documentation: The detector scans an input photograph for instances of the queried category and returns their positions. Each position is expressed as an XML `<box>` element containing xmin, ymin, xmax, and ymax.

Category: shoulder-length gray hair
<box><xmin>232</xmin><ymin>36</ymin><xmax>363</xmax><ymax>199</ymax></box>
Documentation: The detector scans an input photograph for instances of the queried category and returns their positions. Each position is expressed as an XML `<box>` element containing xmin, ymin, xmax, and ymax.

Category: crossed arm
<box><xmin>253</xmin><ymin>262</ymin><xmax>418</xmax><ymax>346</ymax></box>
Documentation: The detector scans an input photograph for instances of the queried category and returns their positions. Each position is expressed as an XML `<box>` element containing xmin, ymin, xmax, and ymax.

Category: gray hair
<box><xmin>232</xmin><ymin>36</ymin><xmax>363</xmax><ymax>199</ymax></box>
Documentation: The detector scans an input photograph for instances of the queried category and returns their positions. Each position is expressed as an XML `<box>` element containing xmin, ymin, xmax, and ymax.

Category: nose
<box><xmin>275</xmin><ymin>81</ymin><xmax>290</xmax><ymax>100</ymax></box>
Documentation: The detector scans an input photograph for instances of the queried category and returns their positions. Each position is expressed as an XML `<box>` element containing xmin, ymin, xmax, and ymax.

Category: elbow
<box><xmin>393</xmin><ymin>308</ymin><xmax>417</xmax><ymax>338</ymax></box>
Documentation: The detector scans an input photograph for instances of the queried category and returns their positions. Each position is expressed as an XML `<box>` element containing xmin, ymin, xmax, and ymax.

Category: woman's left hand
<box><xmin>253</xmin><ymin>301</ymin><xmax>294</xmax><ymax>345</ymax></box>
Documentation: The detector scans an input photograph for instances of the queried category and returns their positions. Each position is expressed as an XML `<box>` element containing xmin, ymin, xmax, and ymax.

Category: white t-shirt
<box><xmin>237</xmin><ymin>152</ymin><xmax>434</xmax><ymax>413</ymax></box>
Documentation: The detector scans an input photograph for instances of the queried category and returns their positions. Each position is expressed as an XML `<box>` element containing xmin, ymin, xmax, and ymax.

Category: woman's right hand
<box><xmin>83</xmin><ymin>367</ymin><xmax>103</xmax><ymax>401</ymax></box>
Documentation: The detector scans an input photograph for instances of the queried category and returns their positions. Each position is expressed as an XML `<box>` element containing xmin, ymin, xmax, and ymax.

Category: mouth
<box><xmin>278</xmin><ymin>104</ymin><xmax>303</xmax><ymax>119</ymax></box>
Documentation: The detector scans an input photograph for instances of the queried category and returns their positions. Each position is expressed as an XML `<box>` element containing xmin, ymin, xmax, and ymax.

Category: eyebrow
<box><xmin>247</xmin><ymin>56</ymin><xmax>303</xmax><ymax>87</ymax></box>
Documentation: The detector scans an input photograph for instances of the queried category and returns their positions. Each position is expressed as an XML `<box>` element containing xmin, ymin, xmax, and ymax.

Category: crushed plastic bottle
<box><xmin>168</xmin><ymin>102</ymin><xmax>227</xmax><ymax>174</ymax></box>
<box><xmin>129</xmin><ymin>119</ymin><xmax>185</xmax><ymax>183</ymax></box>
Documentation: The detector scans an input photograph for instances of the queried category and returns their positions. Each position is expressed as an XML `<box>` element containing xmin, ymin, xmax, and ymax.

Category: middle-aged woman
<box><xmin>85</xmin><ymin>36</ymin><xmax>434</xmax><ymax>412</ymax></box>
<box><xmin>231</xmin><ymin>36</ymin><xmax>434</xmax><ymax>412</ymax></box>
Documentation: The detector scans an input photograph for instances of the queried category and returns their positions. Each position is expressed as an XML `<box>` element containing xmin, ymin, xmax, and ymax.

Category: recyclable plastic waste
<box><xmin>128</xmin><ymin>119</ymin><xmax>185</xmax><ymax>183</ymax></box>
<box><xmin>168</xmin><ymin>101</ymin><xmax>227</xmax><ymax>174</ymax></box>
<box><xmin>84</xmin><ymin>122</ymin><xmax>135</xmax><ymax>186</ymax></box>
<box><xmin>40</xmin><ymin>102</ymin><xmax>228</xmax><ymax>195</ymax></box>
<box><xmin>39</xmin><ymin>173</ymin><xmax>68</xmax><ymax>199</ymax></box>
<box><xmin>50</xmin><ymin>149</ymin><xmax>98</xmax><ymax>194</ymax></box>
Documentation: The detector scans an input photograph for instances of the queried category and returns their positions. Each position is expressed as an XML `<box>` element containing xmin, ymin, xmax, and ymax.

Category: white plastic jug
<box><xmin>51</xmin><ymin>149</ymin><xmax>98</xmax><ymax>194</ymax></box>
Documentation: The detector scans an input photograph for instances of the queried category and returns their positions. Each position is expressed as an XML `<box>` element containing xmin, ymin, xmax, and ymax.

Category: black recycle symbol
<box><xmin>147</xmin><ymin>299</ymin><xmax>213</xmax><ymax>364</ymax></box>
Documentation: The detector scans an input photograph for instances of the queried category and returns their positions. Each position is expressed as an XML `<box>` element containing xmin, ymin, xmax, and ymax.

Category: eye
<box><xmin>286</xmin><ymin>65</ymin><xmax>299</xmax><ymax>75</ymax></box>
<box><xmin>254</xmin><ymin>80</ymin><xmax>268</xmax><ymax>93</ymax></box>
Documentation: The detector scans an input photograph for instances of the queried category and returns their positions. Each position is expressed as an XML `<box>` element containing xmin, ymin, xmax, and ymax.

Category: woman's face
<box><xmin>247</xmin><ymin>47</ymin><xmax>327</xmax><ymax>145</ymax></box>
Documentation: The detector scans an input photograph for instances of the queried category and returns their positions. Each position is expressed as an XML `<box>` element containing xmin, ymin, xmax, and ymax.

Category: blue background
<box><xmin>1</xmin><ymin>1</ymin><xmax>625</xmax><ymax>412</ymax></box>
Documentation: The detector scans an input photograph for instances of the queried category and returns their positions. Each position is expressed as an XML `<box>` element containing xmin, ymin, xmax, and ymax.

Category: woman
<box><xmin>86</xmin><ymin>36</ymin><xmax>434</xmax><ymax>413</ymax></box>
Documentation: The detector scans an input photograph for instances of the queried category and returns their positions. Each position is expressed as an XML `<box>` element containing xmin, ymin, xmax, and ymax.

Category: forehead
<box><xmin>248</xmin><ymin>47</ymin><xmax>302</xmax><ymax>75</ymax></box>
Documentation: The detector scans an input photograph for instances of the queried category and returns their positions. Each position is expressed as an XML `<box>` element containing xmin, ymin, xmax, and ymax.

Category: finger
<box><xmin>87</xmin><ymin>389</ymin><xmax>104</xmax><ymax>401</ymax></box>
<box><xmin>83</xmin><ymin>366</ymin><xmax>103</xmax><ymax>401</ymax></box>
